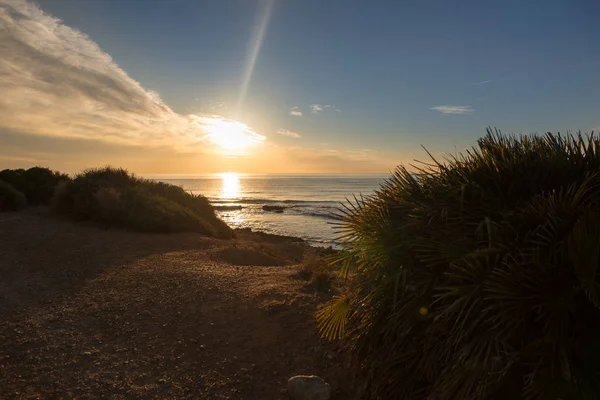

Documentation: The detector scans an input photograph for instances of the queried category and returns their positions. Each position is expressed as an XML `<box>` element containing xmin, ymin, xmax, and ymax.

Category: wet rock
<box><xmin>286</xmin><ymin>375</ymin><xmax>331</xmax><ymax>400</ymax></box>
<box><xmin>262</xmin><ymin>205</ymin><xmax>285</xmax><ymax>212</ymax></box>
<box><xmin>213</xmin><ymin>205</ymin><xmax>243</xmax><ymax>211</ymax></box>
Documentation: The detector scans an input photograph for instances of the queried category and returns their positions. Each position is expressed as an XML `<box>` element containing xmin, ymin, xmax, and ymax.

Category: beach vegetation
<box><xmin>318</xmin><ymin>130</ymin><xmax>600</xmax><ymax>399</ymax></box>
<box><xmin>0</xmin><ymin>167</ymin><xmax>70</xmax><ymax>205</ymax></box>
<box><xmin>298</xmin><ymin>253</ymin><xmax>335</xmax><ymax>292</ymax></box>
<box><xmin>0</xmin><ymin>180</ymin><xmax>27</xmax><ymax>212</ymax></box>
<box><xmin>52</xmin><ymin>167</ymin><xmax>233</xmax><ymax>238</ymax></box>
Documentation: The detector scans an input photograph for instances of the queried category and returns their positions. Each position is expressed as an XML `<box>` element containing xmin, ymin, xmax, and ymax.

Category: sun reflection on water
<box><xmin>220</xmin><ymin>172</ymin><xmax>240</xmax><ymax>199</ymax></box>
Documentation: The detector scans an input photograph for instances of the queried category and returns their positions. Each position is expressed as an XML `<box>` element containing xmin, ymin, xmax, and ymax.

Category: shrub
<box><xmin>0</xmin><ymin>180</ymin><xmax>27</xmax><ymax>211</ymax></box>
<box><xmin>297</xmin><ymin>254</ymin><xmax>335</xmax><ymax>292</ymax></box>
<box><xmin>0</xmin><ymin>167</ymin><xmax>70</xmax><ymax>205</ymax></box>
<box><xmin>318</xmin><ymin>130</ymin><xmax>600</xmax><ymax>399</ymax></box>
<box><xmin>52</xmin><ymin>167</ymin><xmax>233</xmax><ymax>238</ymax></box>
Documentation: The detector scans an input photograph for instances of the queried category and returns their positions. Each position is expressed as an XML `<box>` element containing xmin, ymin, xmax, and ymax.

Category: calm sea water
<box><xmin>154</xmin><ymin>174</ymin><xmax>387</xmax><ymax>246</ymax></box>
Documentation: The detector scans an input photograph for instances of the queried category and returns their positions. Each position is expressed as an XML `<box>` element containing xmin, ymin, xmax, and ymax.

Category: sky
<box><xmin>0</xmin><ymin>0</ymin><xmax>599</xmax><ymax>175</ymax></box>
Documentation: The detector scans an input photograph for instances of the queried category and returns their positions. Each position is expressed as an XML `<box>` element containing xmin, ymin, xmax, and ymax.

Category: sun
<box><xmin>201</xmin><ymin>117</ymin><xmax>265</xmax><ymax>154</ymax></box>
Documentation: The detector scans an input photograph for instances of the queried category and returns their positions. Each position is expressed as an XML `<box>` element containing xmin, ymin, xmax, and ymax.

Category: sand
<box><xmin>0</xmin><ymin>210</ymin><xmax>348</xmax><ymax>399</ymax></box>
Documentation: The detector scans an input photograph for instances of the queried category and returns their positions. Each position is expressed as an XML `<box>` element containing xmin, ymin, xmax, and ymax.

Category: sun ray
<box><xmin>235</xmin><ymin>0</ymin><xmax>275</xmax><ymax>117</ymax></box>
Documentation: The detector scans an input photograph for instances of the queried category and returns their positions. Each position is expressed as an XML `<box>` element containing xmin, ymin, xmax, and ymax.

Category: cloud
<box><xmin>0</xmin><ymin>154</ymin><xmax>48</xmax><ymax>163</ymax></box>
<box><xmin>430</xmin><ymin>105</ymin><xmax>474</xmax><ymax>115</ymax></box>
<box><xmin>210</xmin><ymin>101</ymin><xmax>226</xmax><ymax>111</ymax></box>
<box><xmin>276</xmin><ymin>146</ymin><xmax>389</xmax><ymax>173</ymax></box>
<box><xmin>310</xmin><ymin>104</ymin><xmax>323</xmax><ymax>113</ymax></box>
<box><xmin>277</xmin><ymin>129</ymin><xmax>301</xmax><ymax>139</ymax></box>
<box><xmin>0</xmin><ymin>0</ymin><xmax>263</xmax><ymax>153</ymax></box>
<box><xmin>470</xmin><ymin>76</ymin><xmax>510</xmax><ymax>86</ymax></box>
<box><xmin>310</xmin><ymin>104</ymin><xmax>341</xmax><ymax>114</ymax></box>
<box><xmin>289</xmin><ymin>106</ymin><xmax>303</xmax><ymax>116</ymax></box>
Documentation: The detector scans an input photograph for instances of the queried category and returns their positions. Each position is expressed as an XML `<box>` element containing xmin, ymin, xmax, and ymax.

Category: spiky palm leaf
<box><xmin>318</xmin><ymin>130</ymin><xmax>600</xmax><ymax>399</ymax></box>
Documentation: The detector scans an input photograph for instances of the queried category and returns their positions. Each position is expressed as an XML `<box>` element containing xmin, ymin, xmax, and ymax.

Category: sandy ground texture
<box><xmin>0</xmin><ymin>210</ymin><xmax>349</xmax><ymax>399</ymax></box>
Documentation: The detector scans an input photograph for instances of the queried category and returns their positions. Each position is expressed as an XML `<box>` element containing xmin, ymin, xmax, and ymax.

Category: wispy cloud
<box><xmin>289</xmin><ymin>106</ymin><xmax>303</xmax><ymax>116</ymax></box>
<box><xmin>209</xmin><ymin>101</ymin><xmax>226</xmax><ymax>111</ymax></box>
<box><xmin>277</xmin><ymin>129</ymin><xmax>302</xmax><ymax>139</ymax></box>
<box><xmin>0</xmin><ymin>0</ymin><xmax>263</xmax><ymax>153</ymax></box>
<box><xmin>310</xmin><ymin>104</ymin><xmax>323</xmax><ymax>113</ymax></box>
<box><xmin>310</xmin><ymin>104</ymin><xmax>341</xmax><ymax>114</ymax></box>
<box><xmin>276</xmin><ymin>146</ymin><xmax>389</xmax><ymax>173</ymax></box>
<box><xmin>0</xmin><ymin>154</ymin><xmax>48</xmax><ymax>163</ymax></box>
<box><xmin>470</xmin><ymin>76</ymin><xmax>510</xmax><ymax>86</ymax></box>
<box><xmin>430</xmin><ymin>105</ymin><xmax>474</xmax><ymax>115</ymax></box>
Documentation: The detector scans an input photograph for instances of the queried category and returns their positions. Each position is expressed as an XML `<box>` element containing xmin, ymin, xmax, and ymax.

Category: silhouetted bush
<box><xmin>318</xmin><ymin>130</ymin><xmax>600</xmax><ymax>399</ymax></box>
<box><xmin>0</xmin><ymin>180</ymin><xmax>27</xmax><ymax>212</ymax></box>
<box><xmin>0</xmin><ymin>167</ymin><xmax>70</xmax><ymax>205</ymax></box>
<box><xmin>52</xmin><ymin>167</ymin><xmax>233</xmax><ymax>238</ymax></box>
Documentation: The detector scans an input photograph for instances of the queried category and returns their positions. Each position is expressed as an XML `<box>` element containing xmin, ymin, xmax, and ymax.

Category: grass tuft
<box><xmin>298</xmin><ymin>253</ymin><xmax>335</xmax><ymax>292</ymax></box>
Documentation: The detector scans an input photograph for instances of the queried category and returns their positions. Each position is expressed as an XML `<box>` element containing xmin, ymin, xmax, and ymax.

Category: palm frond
<box><xmin>320</xmin><ymin>130</ymin><xmax>600</xmax><ymax>399</ymax></box>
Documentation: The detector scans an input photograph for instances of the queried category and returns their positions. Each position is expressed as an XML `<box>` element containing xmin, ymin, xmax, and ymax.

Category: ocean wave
<box><xmin>302</xmin><ymin>211</ymin><xmax>340</xmax><ymax>220</ymax></box>
<box><xmin>213</xmin><ymin>202</ymin><xmax>341</xmax><ymax>220</ymax></box>
<box><xmin>209</xmin><ymin>197</ymin><xmax>339</xmax><ymax>205</ymax></box>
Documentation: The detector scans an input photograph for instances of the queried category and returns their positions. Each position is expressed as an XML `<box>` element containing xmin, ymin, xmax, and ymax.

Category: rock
<box><xmin>262</xmin><ymin>205</ymin><xmax>285</xmax><ymax>212</ymax></box>
<box><xmin>286</xmin><ymin>375</ymin><xmax>332</xmax><ymax>400</ymax></box>
<box><xmin>213</xmin><ymin>205</ymin><xmax>243</xmax><ymax>211</ymax></box>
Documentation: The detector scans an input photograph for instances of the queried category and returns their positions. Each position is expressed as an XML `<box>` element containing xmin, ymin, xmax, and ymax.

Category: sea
<box><xmin>154</xmin><ymin>174</ymin><xmax>388</xmax><ymax>247</ymax></box>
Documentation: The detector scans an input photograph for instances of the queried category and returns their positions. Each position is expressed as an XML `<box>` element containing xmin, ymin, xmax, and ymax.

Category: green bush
<box><xmin>52</xmin><ymin>167</ymin><xmax>233</xmax><ymax>238</ymax></box>
<box><xmin>0</xmin><ymin>167</ymin><xmax>70</xmax><ymax>205</ymax></box>
<box><xmin>0</xmin><ymin>180</ymin><xmax>27</xmax><ymax>211</ymax></box>
<box><xmin>318</xmin><ymin>130</ymin><xmax>600</xmax><ymax>399</ymax></box>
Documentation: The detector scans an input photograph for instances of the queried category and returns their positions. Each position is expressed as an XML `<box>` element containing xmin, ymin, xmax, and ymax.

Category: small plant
<box><xmin>298</xmin><ymin>254</ymin><xmax>334</xmax><ymax>291</ymax></box>
<box><xmin>318</xmin><ymin>130</ymin><xmax>600</xmax><ymax>399</ymax></box>
<box><xmin>0</xmin><ymin>181</ymin><xmax>27</xmax><ymax>211</ymax></box>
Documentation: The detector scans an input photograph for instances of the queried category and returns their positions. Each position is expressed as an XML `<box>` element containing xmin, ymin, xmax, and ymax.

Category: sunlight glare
<box><xmin>220</xmin><ymin>172</ymin><xmax>241</xmax><ymax>199</ymax></box>
<box><xmin>199</xmin><ymin>117</ymin><xmax>265</xmax><ymax>154</ymax></box>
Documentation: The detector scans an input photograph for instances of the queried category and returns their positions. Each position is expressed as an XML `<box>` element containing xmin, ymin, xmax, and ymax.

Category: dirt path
<box><xmin>0</xmin><ymin>211</ymin><xmax>347</xmax><ymax>399</ymax></box>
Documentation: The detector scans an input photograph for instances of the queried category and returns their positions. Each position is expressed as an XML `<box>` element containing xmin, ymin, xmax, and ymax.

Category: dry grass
<box><xmin>297</xmin><ymin>253</ymin><xmax>336</xmax><ymax>292</ymax></box>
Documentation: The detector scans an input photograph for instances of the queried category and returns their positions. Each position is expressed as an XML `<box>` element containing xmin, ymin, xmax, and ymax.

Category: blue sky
<box><xmin>1</xmin><ymin>0</ymin><xmax>599</xmax><ymax>173</ymax></box>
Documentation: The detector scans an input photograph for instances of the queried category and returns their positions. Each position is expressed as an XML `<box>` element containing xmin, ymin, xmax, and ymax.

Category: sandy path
<box><xmin>0</xmin><ymin>211</ymin><xmax>347</xmax><ymax>399</ymax></box>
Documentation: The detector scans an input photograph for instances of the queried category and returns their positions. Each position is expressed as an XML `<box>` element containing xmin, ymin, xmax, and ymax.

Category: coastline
<box><xmin>159</xmin><ymin>174</ymin><xmax>383</xmax><ymax>247</ymax></box>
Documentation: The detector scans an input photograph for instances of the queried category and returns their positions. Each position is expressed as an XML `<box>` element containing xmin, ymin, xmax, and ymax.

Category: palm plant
<box><xmin>318</xmin><ymin>129</ymin><xmax>600</xmax><ymax>399</ymax></box>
